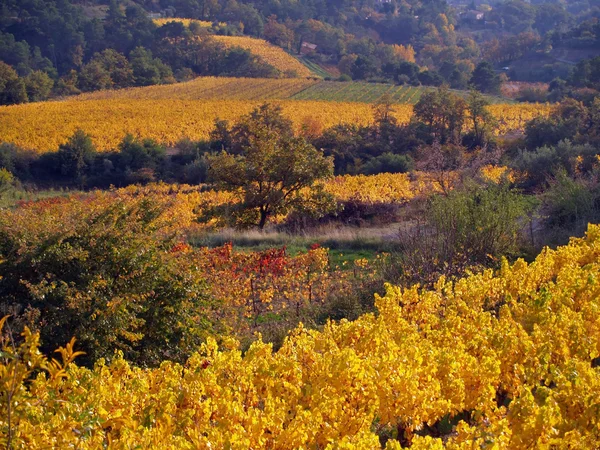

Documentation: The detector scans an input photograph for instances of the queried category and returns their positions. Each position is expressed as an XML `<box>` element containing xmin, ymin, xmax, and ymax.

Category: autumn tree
<box><xmin>413</xmin><ymin>87</ymin><xmax>467</xmax><ymax>144</ymax></box>
<box><xmin>208</xmin><ymin>104</ymin><xmax>335</xmax><ymax>229</ymax></box>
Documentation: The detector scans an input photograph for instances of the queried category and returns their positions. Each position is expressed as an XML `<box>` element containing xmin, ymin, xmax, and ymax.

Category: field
<box><xmin>0</xmin><ymin>76</ymin><xmax>552</xmax><ymax>151</ymax></box>
<box><xmin>211</xmin><ymin>35</ymin><xmax>314</xmax><ymax>77</ymax></box>
<box><xmin>4</xmin><ymin>210</ymin><xmax>600</xmax><ymax>447</ymax></box>
<box><xmin>75</xmin><ymin>76</ymin><xmax>510</xmax><ymax>105</ymax></box>
<box><xmin>292</xmin><ymin>81</ymin><xmax>426</xmax><ymax>103</ymax></box>
<box><xmin>0</xmin><ymin>93</ymin><xmax>550</xmax><ymax>152</ymax></box>
<box><xmin>296</xmin><ymin>57</ymin><xmax>337</xmax><ymax>78</ymax></box>
<box><xmin>74</xmin><ymin>77</ymin><xmax>318</xmax><ymax>102</ymax></box>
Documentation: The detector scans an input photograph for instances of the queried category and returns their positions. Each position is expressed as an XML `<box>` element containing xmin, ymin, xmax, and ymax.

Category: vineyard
<box><xmin>74</xmin><ymin>77</ymin><xmax>318</xmax><ymax>102</ymax></box>
<box><xmin>211</xmin><ymin>35</ymin><xmax>314</xmax><ymax>77</ymax></box>
<box><xmin>74</xmin><ymin>77</ymin><xmax>507</xmax><ymax>105</ymax></box>
<box><xmin>2</xmin><ymin>217</ymin><xmax>599</xmax><ymax>448</ymax></box>
<box><xmin>0</xmin><ymin>90</ymin><xmax>551</xmax><ymax>152</ymax></box>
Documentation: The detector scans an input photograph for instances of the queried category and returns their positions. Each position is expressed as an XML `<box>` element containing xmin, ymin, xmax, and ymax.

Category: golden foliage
<box><xmin>152</xmin><ymin>18</ymin><xmax>215</xmax><ymax>28</ymax></box>
<box><xmin>0</xmin><ymin>90</ymin><xmax>550</xmax><ymax>152</ymax></box>
<box><xmin>391</xmin><ymin>44</ymin><xmax>416</xmax><ymax>63</ymax></box>
<box><xmin>0</xmin><ymin>99</ymin><xmax>406</xmax><ymax>152</ymax></box>
<box><xmin>74</xmin><ymin>76</ymin><xmax>317</xmax><ymax>102</ymax></box>
<box><xmin>2</xmin><ymin>223</ymin><xmax>600</xmax><ymax>448</ymax></box>
<box><xmin>324</xmin><ymin>172</ymin><xmax>440</xmax><ymax>203</ymax></box>
<box><xmin>213</xmin><ymin>35</ymin><xmax>313</xmax><ymax>77</ymax></box>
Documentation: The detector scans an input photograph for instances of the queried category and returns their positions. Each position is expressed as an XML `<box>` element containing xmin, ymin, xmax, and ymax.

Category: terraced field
<box><xmin>296</xmin><ymin>58</ymin><xmax>335</xmax><ymax>79</ymax></box>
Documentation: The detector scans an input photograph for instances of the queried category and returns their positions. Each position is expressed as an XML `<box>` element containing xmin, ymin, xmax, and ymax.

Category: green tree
<box><xmin>470</xmin><ymin>61</ymin><xmax>501</xmax><ymax>94</ymax></box>
<box><xmin>118</xmin><ymin>134</ymin><xmax>166</xmax><ymax>172</ymax></box>
<box><xmin>0</xmin><ymin>62</ymin><xmax>27</xmax><ymax>105</ymax></box>
<box><xmin>465</xmin><ymin>90</ymin><xmax>497</xmax><ymax>148</ymax></box>
<box><xmin>413</xmin><ymin>87</ymin><xmax>467</xmax><ymax>144</ymax></box>
<box><xmin>399</xmin><ymin>181</ymin><xmax>535</xmax><ymax>285</ymax></box>
<box><xmin>57</xmin><ymin>130</ymin><xmax>97</xmax><ymax>183</ymax></box>
<box><xmin>208</xmin><ymin>104</ymin><xmax>335</xmax><ymax>229</ymax></box>
<box><xmin>24</xmin><ymin>70</ymin><xmax>54</xmax><ymax>102</ymax></box>
<box><xmin>78</xmin><ymin>60</ymin><xmax>113</xmax><ymax>92</ymax></box>
<box><xmin>0</xmin><ymin>167</ymin><xmax>16</xmax><ymax>199</ymax></box>
<box><xmin>129</xmin><ymin>47</ymin><xmax>173</xmax><ymax>86</ymax></box>
<box><xmin>0</xmin><ymin>198</ymin><xmax>215</xmax><ymax>366</ymax></box>
<box><xmin>97</xmin><ymin>49</ymin><xmax>134</xmax><ymax>88</ymax></box>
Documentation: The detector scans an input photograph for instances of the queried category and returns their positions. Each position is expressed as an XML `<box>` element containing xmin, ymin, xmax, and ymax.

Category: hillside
<box><xmin>212</xmin><ymin>36</ymin><xmax>314</xmax><ymax>78</ymax></box>
<box><xmin>0</xmin><ymin>78</ymin><xmax>549</xmax><ymax>152</ymax></box>
<box><xmin>74</xmin><ymin>77</ymin><xmax>318</xmax><ymax>102</ymax></box>
<box><xmin>74</xmin><ymin>77</ymin><xmax>508</xmax><ymax>105</ymax></box>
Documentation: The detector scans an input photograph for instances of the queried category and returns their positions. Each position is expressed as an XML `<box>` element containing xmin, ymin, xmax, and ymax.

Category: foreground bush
<box><xmin>2</xmin><ymin>225</ymin><xmax>600</xmax><ymax>448</ymax></box>
<box><xmin>0</xmin><ymin>194</ymin><xmax>216</xmax><ymax>367</ymax></box>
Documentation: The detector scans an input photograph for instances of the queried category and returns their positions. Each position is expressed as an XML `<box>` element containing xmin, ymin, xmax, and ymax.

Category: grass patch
<box><xmin>189</xmin><ymin>224</ymin><xmax>400</xmax><ymax>263</ymax></box>
<box><xmin>0</xmin><ymin>188</ymin><xmax>83</xmax><ymax>208</ymax></box>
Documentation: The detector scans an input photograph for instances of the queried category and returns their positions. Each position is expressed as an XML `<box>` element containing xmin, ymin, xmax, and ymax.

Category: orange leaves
<box><xmin>192</xmin><ymin>244</ymin><xmax>369</xmax><ymax>334</ymax></box>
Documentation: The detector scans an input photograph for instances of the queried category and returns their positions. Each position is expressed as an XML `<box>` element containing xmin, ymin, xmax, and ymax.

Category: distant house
<box><xmin>147</xmin><ymin>8</ymin><xmax>176</xmax><ymax>20</ymax></box>
<box><xmin>464</xmin><ymin>10</ymin><xmax>485</xmax><ymax>21</ymax></box>
<box><xmin>300</xmin><ymin>42</ymin><xmax>317</xmax><ymax>55</ymax></box>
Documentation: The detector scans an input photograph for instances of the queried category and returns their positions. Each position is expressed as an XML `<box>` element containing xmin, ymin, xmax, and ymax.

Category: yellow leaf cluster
<box><xmin>2</xmin><ymin>218</ymin><xmax>600</xmax><ymax>448</ymax></box>
<box><xmin>0</xmin><ymin>88</ymin><xmax>550</xmax><ymax>153</ymax></box>
<box><xmin>213</xmin><ymin>35</ymin><xmax>313</xmax><ymax>77</ymax></box>
<box><xmin>152</xmin><ymin>18</ymin><xmax>216</xmax><ymax>28</ymax></box>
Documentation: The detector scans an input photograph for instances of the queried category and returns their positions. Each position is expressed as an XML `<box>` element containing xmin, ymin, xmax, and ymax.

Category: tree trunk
<box><xmin>258</xmin><ymin>209</ymin><xmax>268</xmax><ymax>230</ymax></box>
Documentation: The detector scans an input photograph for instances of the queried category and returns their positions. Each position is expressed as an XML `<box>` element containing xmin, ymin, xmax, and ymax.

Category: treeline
<box><xmin>0</xmin><ymin>88</ymin><xmax>496</xmax><ymax>189</ymax></box>
<box><xmin>0</xmin><ymin>0</ymin><xmax>502</xmax><ymax>103</ymax></box>
<box><xmin>2</xmin><ymin>0</ymin><xmax>600</xmax><ymax>104</ymax></box>
<box><xmin>517</xmin><ymin>55</ymin><xmax>600</xmax><ymax>104</ymax></box>
<box><xmin>0</xmin><ymin>1</ymin><xmax>282</xmax><ymax>105</ymax></box>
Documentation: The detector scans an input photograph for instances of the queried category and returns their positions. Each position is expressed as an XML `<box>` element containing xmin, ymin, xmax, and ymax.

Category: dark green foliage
<box><xmin>0</xmin><ymin>198</ymin><xmax>215</xmax><ymax>367</ymax></box>
<box><xmin>129</xmin><ymin>47</ymin><xmax>174</xmax><ymax>86</ymax></box>
<box><xmin>542</xmin><ymin>169</ymin><xmax>600</xmax><ymax>238</ymax></box>
<box><xmin>0</xmin><ymin>61</ymin><xmax>27</xmax><ymax>105</ymax></box>
<box><xmin>470</xmin><ymin>62</ymin><xmax>501</xmax><ymax>95</ymax></box>
<box><xmin>514</xmin><ymin>140</ymin><xmax>599</xmax><ymax>188</ymax></box>
<box><xmin>413</xmin><ymin>87</ymin><xmax>467</xmax><ymax>145</ymax></box>
<box><xmin>118</xmin><ymin>134</ymin><xmax>166</xmax><ymax>172</ymax></box>
<box><xmin>360</xmin><ymin>153</ymin><xmax>414</xmax><ymax>175</ymax></box>
<box><xmin>398</xmin><ymin>182</ymin><xmax>536</xmax><ymax>285</ymax></box>
<box><xmin>24</xmin><ymin>70</ymin><xmax>54</xmax><ymax>101</ymax></box>
<box><xmin>57</xmin><ymin>130</ymin><xmax>97</xmax><ymax>182</ymax></box>
<box><xmin>570</xmin><ymin>56</ymin><xmax>600</xmax><ymax>91</ymax></box>
<box><xmin>524</xmin><ymin>99</ymin><xmax>600</xmax><ymax>150</ymax></box>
